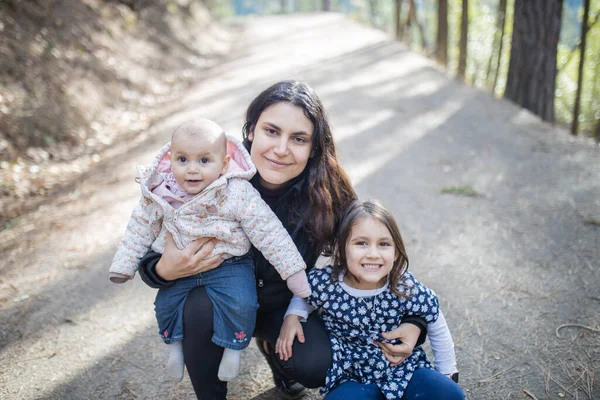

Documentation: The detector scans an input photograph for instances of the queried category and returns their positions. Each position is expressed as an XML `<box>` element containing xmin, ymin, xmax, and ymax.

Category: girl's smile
<box><xmin>343</xmin><ymin>216</ymin><xmax>399</xmax><ymax>290</ymax></box>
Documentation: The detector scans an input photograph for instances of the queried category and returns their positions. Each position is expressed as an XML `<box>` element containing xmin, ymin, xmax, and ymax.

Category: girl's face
<box><xmin>248</xmin><ymin>102</ymin><xmax>314</xmax><ymax>190</ymax></box>
<box><xmin>344</xmin><ymin>216</ymin><xmax>399</xmax><ymax>290</ymax></box>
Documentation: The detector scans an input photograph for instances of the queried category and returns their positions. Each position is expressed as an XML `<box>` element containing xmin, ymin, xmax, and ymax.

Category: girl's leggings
<box><xmin>324</xmin><ymin>368</ymin><xmax>466</xmax><ymax>400</ymax></box>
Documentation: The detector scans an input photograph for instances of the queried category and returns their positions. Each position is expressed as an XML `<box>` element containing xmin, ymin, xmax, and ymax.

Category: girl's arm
<box><xmin>276</xmin><ymin>295</ymin><xmax>317</xmax><ymax>360</ymax></box>
<box><xmin>427</xmin><ymin>310</ymin><xmax>458</xmax><ymax>375</ymax></box>
<box><xmin>284</xmin><ymin>295</ymin><xmax>316</xmax><ymax>321</ymax></box>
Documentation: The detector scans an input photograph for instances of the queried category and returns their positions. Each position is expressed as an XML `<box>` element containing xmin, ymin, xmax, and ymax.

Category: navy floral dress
<box><xmin>306</xmin><ymin>267</ymin><xmax>440</xmax><ymax>399</ymax></box>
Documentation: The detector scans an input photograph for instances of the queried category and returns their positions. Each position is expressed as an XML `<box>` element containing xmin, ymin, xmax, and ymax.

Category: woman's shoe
<box><xmin>274</xmin><ymin>375</ymin><xmax>307</xmax><ymax>400</ymax></box>
<box><xmin>256</xmin><ymin>339</ymin><xmax>307</xmax><ymax>399</ymax></box>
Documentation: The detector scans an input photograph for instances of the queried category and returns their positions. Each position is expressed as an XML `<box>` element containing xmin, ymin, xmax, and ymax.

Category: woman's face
<box><xmin>248</xmin><ymin>102</ymin><xmax>314</xmax><ymax>190</ymax></box>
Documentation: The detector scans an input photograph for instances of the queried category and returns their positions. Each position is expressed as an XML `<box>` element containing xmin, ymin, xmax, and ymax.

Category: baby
<box><xmin>109</xmin><ymin>119</ymin><xmax>311</xmax><ymax>381</ymax></box>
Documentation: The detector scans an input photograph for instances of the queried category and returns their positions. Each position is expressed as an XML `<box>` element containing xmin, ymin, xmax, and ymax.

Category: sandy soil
<box><xmin>1</xmin><ymin>13</ymin><xmax>599</xmax><ymax>400</ymax></box>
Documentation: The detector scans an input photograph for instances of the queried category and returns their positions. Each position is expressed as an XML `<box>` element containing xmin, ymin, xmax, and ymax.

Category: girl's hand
<box><xmin>275</xmin><ymin>315</ymin><xmax>305</xmax><ymax>361</ymax></box>
<box><xmin>375</xmin><ymin>322</ymin><xmax>421</xmax><ymax>366</ymax></box>
<box><xmin>155</xmin><ymin>232</ymin><xmax>222</xmax><ymax>281</ymax></box>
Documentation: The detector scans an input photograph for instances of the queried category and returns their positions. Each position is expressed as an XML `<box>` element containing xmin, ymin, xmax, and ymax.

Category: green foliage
<box><xmin>382</xmin><ymin>0</ymin><xmax>597</xmax><ymax>136</ymax></box>
<box><xmin>4</xmin><ymin>217</ymin><xmax>21</xmax><ymax>231</ymax></box>
<box><xmin>555</xmin><ymin>0</ymin><xmax>600</xmax><ymax>136</ymax></box>
<box><xmin>440</xmin><ymin>185</ymin><xmax>481</xmax><ymax>196</ymax></box>
<box><xmin>208</xmin><ymin>0</ymin><xmax>236</xmax><ymax>18</ymax></box>
<box><xmin>585</xmin><ymin>218</ymin><xmax>600</xmax><ymax>226</ymax></box>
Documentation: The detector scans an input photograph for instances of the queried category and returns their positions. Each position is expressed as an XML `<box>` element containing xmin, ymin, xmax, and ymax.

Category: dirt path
<box><xmin>1</xmin><ymin>13</ymin><xmax>599</xmax><ymax>400</ymax></box>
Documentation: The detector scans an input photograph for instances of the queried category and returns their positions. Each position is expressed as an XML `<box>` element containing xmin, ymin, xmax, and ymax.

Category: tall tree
<box><xmin>395</xmin><ymin>0</ymin><xmax>404</xmax><ymax>40</ymax></box>
<box><xmin>405</xmin><ymin>0</ymin><xmax>428</xmax><ymax>53</ymax></box>
<box><xmin>436</xmin><ymin>0</ymin><xmax>448</xmax><ymax>66</ymax></box>
<box><xmin>368</xmin><ymin>0</ymin><xmax>378</xmax><ymax>27</ymax></box>
<box><xmin>457</xmin><ymin>0</ymin><xmax>468</xmax><ymax>81</ymax></box>
<box><xmin>486</xmin><ymin>0</ymin><xmax>507</xmax><ymax>92</ymax></box>
<box><xmin>504</xmin><ymin>0</ymin><xmax>563</xmax><ymax>122</ymax></box>
<box><xmin>571</xmin><ymin>0</ymin><xmax>591</xmax><ymax>135</ymax></box>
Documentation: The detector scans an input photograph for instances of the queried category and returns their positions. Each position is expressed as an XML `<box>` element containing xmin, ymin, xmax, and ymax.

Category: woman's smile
<box><xmin>264</xmin><ymin>157</ymin><xmax>292</xmax><ymax>168</ymax></box>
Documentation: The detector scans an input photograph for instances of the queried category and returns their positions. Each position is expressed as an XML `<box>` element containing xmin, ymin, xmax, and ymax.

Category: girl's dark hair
<box><xmin>242</xmin><ymin>80</ymin><xmax>356</xmax><ymax>254</ymax></box>
<box><xmin>332</xmin><ymin>200</ymin><xmax>409</xmax><ymax>297</ymax></box>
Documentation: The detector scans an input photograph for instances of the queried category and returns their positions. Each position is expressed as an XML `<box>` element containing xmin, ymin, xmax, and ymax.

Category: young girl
<box><xmin>277</xmin><ymin>200</ymin><xmax>464</xmax><ymax>399</ymax></box>
<box><xmin>109</xmin><ymin>118</ymin><xmax>311</xmax><ymax>382</ymax></box>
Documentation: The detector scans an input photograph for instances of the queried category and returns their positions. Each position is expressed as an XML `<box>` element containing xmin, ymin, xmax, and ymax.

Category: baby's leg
<box><xmin>154</xmin><ymin>277</ymin><xmax>197</xmax><ymax>381</ymax></box>
<box><xmin>217</xmin><ymin>348</ymin><xmax>241</xmax><ymax>381</ymax></box>
<box><xmin>286</xmin><ymin>270</ymin><xmax>311</xmax><ymax>298</ymax></box>
<box><xmin>202</xmin><ymin>256</ymin><xmax>258</xmax><ymax>381</ymax></box>
<box><xmin>166</xmin><ymin>341</ymin><xmax>185</xmax><ymax>381</ymax></box>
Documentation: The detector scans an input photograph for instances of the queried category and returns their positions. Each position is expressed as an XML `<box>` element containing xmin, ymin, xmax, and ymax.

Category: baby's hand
<box><xmin>286</xmin><ymin>270</ymin><xmax>311</xmax><ymax>298</ymax></box>
<box><xmin>109</xmin><ymin>272</ymin><xmax>132</xmax><ymax>284</ymax></box>
<box><xmin>275</xmin><ymin>314</ymin><xmax>304</xmax><ymax>361</ymax></box>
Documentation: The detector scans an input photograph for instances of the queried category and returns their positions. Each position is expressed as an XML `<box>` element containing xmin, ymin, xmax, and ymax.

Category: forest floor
<box><xmin>1</xmin><ymin>12</ymin><xmax>600</xmax><ymax>400</ymax></box>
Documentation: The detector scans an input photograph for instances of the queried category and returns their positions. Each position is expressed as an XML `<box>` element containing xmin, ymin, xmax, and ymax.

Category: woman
<box><xmin>138</xmin><ymin>81</ymin><xmax>427</xmax><ymax>399</ymax></box>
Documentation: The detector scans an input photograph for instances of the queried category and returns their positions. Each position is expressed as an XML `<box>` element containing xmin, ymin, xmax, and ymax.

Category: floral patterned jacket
<box><xmin>108</xmin><ymin>135</ymin><xmax>306</xmax><ymax>283</ymax></box>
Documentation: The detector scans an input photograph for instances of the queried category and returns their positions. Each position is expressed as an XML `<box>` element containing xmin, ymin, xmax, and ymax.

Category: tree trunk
<box><xmin>408</xmin><ymin>0</ymin><xmax>428</xmax><ymax>53</ymax></box>
<box><xmin>368</xmin><ymin>0</ymin><xmax>378</xmax><ymax>26</ymax></box>
<box><xmin>491</xmin><ymin>0</ymin><xmax>508</xmax><ymax>93</ymax></box>
<box><xmin>395</xmin><ymin>0</ymin><xmax>403</xmax><ymax>40</ymax></box>
<box><xmin>571</xmin><ymin>0</ymin><xmax>590</xmax><ymax>135</ymax></box>
<box><xmin>505</xmin><ymin>0</ymin><xmax>563</xmax><ymax>122</ymax></box>
<box><xmin>436</xmin><ymin>0</ymin><xmax>448</xmax><ymax>66</ymax></box>
<box><xmin>457</xmin><ymin>0</ymin><xmax>468</xmax><ymax>81</ymax></box>
<box><xmin>322</xmin><ymin>0</ymin><xmax>331</xmax><ymax>11</ymax></box>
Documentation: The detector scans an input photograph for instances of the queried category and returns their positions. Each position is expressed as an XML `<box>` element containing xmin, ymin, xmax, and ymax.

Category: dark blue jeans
<box><xmin>324</xmin><ymin>368</ymin><xmax>465</xmax><ymax>400</ymax></box>
<box><xmin>154</xmin><ymin>255</ymin><xmax>258</xmax><ymax>349</ymax></box>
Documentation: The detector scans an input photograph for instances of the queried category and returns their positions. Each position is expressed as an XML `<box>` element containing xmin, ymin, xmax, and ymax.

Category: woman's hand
<box><xmin>375</xmin><ymin>322</ymin><xmax>421</xmax><ymax>366</ymax></box>
<box><xmin>155</xmin><ymin>232</ymin><xmax>222</xmax><ymax>281</ymax></box>
<box><xmin>275</xmin><ymin>315</ymin><xmax>305</xmax><ymax>361</ymax></box>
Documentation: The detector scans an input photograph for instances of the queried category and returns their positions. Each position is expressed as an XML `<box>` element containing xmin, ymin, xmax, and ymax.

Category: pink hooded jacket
<box><xmin>109</xmin><ymin>135</ymin><xmax>306</xmax><ymax>283</ymax></box>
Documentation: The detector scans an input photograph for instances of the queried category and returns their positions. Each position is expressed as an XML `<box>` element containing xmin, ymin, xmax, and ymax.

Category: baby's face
<box><xmin>170</xmin><ymin>131</ymin><xmax>228</xmax><ymax>195</ymax></box>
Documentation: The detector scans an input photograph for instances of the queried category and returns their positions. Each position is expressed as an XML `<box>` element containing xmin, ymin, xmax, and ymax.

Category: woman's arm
<box><xmin>400</xmin><ymin>315</ymin><xmax>428</xmax><ymax>346</ymax></box>
<box><xmin>138</xmin><ymin>249</ymin><xmax>172</xmax><ymax>289</ymax></box>
<box><xmin>375</xmin><ymin>322</ymin><xmax>424</xmax><ymax>366</ymax></box>
<box><xmin>137</xmin><ymin>232</ymin><xmax>222</xmax><ymax>288</ymax></box>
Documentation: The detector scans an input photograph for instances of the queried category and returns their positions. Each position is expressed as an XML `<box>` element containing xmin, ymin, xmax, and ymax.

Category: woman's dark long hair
<box><xmin>242</xmin><ymin>80</ymin><xmax>356</xmax><ymax>254</ymax></box>
<box><xmin>332</xmin><ymin>200</ymin><xmax>409</xmax><ymax>297</ymax></box>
